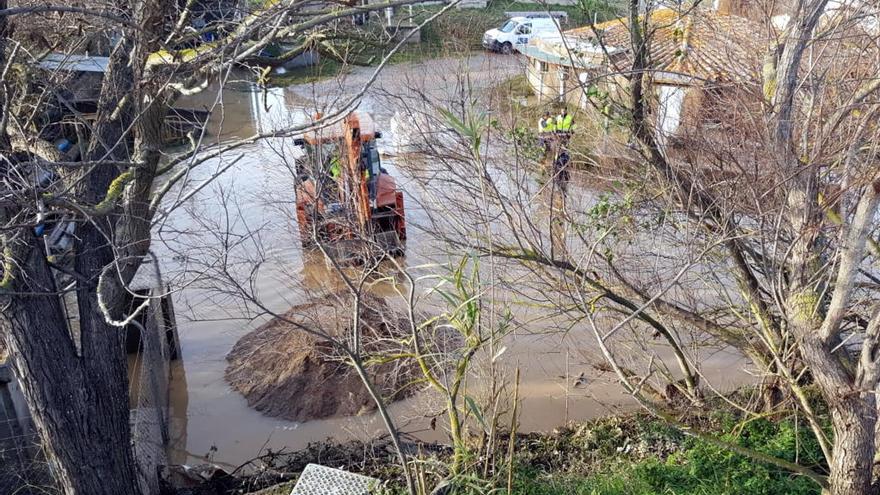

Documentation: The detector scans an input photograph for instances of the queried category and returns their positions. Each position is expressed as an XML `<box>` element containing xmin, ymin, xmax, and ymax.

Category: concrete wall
<box><xmin>527</xmin><ymin>59</ymin><xmax>550</xmax><ymax>100</ymax></box>
<box><xmin>528</xmin><ymin>59</ymin><xmax>566</xmax><ymax>102</ymax></box>
<box><xmin>527</xmin><ymin>59</ymin><xmax>597</xmax><ymax>109</ymax></box>
<box><xmin>456</xmin><ymin>0</ymin><xmax>489</xmax><ymax>8</ymax></box>
<box><xmin>524</xmin><ymin>53</ymin><xmax>737</xmax><ymax>162</ymax></box>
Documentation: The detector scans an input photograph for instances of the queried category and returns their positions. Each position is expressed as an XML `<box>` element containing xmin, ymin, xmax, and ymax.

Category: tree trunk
<box><xmin>0</xmin><ymin>0</ymin><xmax>140</xmax><ymax>492</ymax></box>
<box><xmin>797</xmin><ymin>333</ymin><xmax>878</xmax><ymax>495</ymax></box>
<box><xmin>827</xmin><ymin>397</ymin><xmax>877</xmax><ymax>495</ymax></box>
<box><xmin>1</xmin><ymin>240</ymin><xmax>142</xmax><ymax>495</ymax></box>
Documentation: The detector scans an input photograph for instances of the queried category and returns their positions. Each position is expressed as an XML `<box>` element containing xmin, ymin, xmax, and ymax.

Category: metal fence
<box><xmin>0</xmin><ymin>372</ymin><xmax>57</xmax><ymax>494</ymax></box>
<box><xmin>128</xmin><ymin>271</ymin><xmax>181</xmax><ymax>495</ymax></box>
<box><xmin>0</xmin><ymin>261</ymin><xmax>180</xmax><ymax>495</ymax></box>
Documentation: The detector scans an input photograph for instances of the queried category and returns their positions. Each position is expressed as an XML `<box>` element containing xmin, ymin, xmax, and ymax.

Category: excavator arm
<box><xmin>342</xmin><ymin>114</ymin><xmax>372</xmax><ymax>233</ymax></box>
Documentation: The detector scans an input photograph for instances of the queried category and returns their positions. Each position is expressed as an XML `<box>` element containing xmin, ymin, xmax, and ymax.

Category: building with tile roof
<box><xmin>565</xmin><ymin>8</ymin><xmax>765</xmax><ymax>83</ymax></box>
<box><xmin>521</xmin><ymin>2</ymin><xmax>770</xmax><ymax>147</ymax></box>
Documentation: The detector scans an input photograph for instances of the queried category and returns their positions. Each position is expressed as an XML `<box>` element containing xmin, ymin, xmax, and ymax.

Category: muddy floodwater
<box><xmin>157</xmin><ymin>55</ymin><xmax>750</xmax><ymax>468</ymax></box>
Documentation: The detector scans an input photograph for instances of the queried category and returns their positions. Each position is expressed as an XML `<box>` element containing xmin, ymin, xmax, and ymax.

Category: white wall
<box><xmin>656</xmin><ymin>85</ymin><xmax>686</xmax><ymax>148</ymax></box>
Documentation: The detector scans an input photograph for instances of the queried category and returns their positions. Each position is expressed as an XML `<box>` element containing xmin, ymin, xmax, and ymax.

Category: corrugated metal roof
<box><xmin>518</xmin><ymin>35</ymin><xmax>615</xmax><ymax>69</ymax></box>
<box><xmin>37</xmin><ymin>53</ymin><xmax>110</xmax><ymax>73</ymax></box>
<box><xmin>519</xmin><ymin>44</ymin><xmax>593</xmax><ymax>68</ymax></box>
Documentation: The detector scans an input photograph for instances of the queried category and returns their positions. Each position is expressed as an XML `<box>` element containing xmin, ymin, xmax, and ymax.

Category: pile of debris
<box><xmin>225</xmin><ymin>295</ymin><xmax>419</xmax><ymax>422</ymax></box>
<box><xmin>160</xmin><ymin>436</ymin><xmax>452</xmax><ymax>495</ymax></box>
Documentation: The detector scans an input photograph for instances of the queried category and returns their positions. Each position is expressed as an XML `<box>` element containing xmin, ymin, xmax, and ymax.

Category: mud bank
<box><xmin>225</xmin><ymin>295</ymin><xmax>419</xmax><ymax>422</ymax></box>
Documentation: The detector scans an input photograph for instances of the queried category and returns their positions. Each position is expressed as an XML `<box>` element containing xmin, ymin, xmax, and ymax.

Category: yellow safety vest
<box><xmin>543</xmin><ymin>119</ymin><xmax>556</xmax><ymax>132</ymax></box>
<box><xmin>557</xmin><ymin>114</ymin><xmax>573</xmax><ymax>132</ymax></box>
<box><xmin>329</xmin><ymin>157</ymin><xmax>340</xmax><ymax>179</ymax></box>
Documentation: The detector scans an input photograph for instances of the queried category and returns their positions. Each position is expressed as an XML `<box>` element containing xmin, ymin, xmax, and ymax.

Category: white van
<box><xmin>482</xmin><ymin>17</ymin><xmax>561</xmax><ymax>54</ymax></box>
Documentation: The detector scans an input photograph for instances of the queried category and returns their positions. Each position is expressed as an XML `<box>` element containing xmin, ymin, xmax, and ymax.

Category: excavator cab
<box><xmin>293</xmin><ymin>112</ymin><xmax>406</xmax><ymax>260</ymax></box>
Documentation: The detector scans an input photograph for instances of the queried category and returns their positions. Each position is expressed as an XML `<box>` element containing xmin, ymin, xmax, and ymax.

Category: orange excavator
<box><xmin>293</xmin><ymin>112</ymin><xmax>407</xmax><ymax>259</ymax></box>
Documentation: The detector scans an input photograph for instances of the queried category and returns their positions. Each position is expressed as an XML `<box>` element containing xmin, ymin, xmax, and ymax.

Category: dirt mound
<box><xmin>225</xmin><ymin>296</ymin><xmax>417</xmax><ymax>422</ymax></box>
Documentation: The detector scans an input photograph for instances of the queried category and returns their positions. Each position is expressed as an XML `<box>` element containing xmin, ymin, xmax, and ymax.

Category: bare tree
<box><xmin>0</xmin><ymin>0</ymin><xmax>445</xmax><ymax>493</ymax></box>
<box><xmin>614</xmin><ymin>2</ymin><xmax>880</xmax><ymax>493</ymax></box>
<box><xmin>386</xmin><ymin>1</ymin><xmax>880</xmax><ymax>494</ymax></box>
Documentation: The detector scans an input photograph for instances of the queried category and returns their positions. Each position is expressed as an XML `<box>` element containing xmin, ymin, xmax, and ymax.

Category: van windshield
<box><xmin>500</xmin><ymin>20</ymin><xmax>517</xmax><ymax>32</ymax></box>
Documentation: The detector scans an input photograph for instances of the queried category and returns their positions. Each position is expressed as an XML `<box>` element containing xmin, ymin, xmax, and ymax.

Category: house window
<box><xmin>539</xmin><ymin>61</ymin><xmax>549</xmax><ymax>73</ymax></box>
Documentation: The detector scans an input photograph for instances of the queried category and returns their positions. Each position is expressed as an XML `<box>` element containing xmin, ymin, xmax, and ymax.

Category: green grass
<box><xmin>511</xmin><ymin>415</ymin><xmax>825</xmax><ymax>495</ymax></box>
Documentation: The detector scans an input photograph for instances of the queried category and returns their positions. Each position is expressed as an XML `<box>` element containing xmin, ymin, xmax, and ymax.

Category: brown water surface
<box><xmin>158</xmin><ymin>54</ymin><xmax>751</xmax><ymax>468</ymax></box>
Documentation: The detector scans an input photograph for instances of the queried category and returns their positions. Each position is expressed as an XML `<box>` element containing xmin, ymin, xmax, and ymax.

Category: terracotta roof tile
<box><xmin>565</xmin><ymin>8</ymin><xmax>766</xmax><ymax>82</ymax></box>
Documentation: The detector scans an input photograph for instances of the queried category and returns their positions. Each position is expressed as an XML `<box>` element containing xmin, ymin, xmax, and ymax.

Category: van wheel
<box><xmin>500</xmin><ymin>42</ymin><xmax>513</xmax><ymax>54</ymax></box>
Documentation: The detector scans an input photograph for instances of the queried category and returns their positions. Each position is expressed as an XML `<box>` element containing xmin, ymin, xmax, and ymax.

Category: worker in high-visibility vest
<box><xmin>538</xmin><ymin>112</ymin><xmax>552</xmax><ymax>133</ymax></box>
<box><xmin>538</xmin><ymin>112</ymin><xmax>554</xmax><ymax>151</ymax></box>
<box><xmin>328</xmin><ymin>155</ymin><xmax>341</xmax><ymax>179</ymax></box>
<box><xmin>542</xmin><ymin>112</ymin><xmax>557</xmax><ymax>133</ymax></box>
<box><xmin>556</xmin><ymin>108</ymin><xmax>574</xmax><ymax>133</ymax></box>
